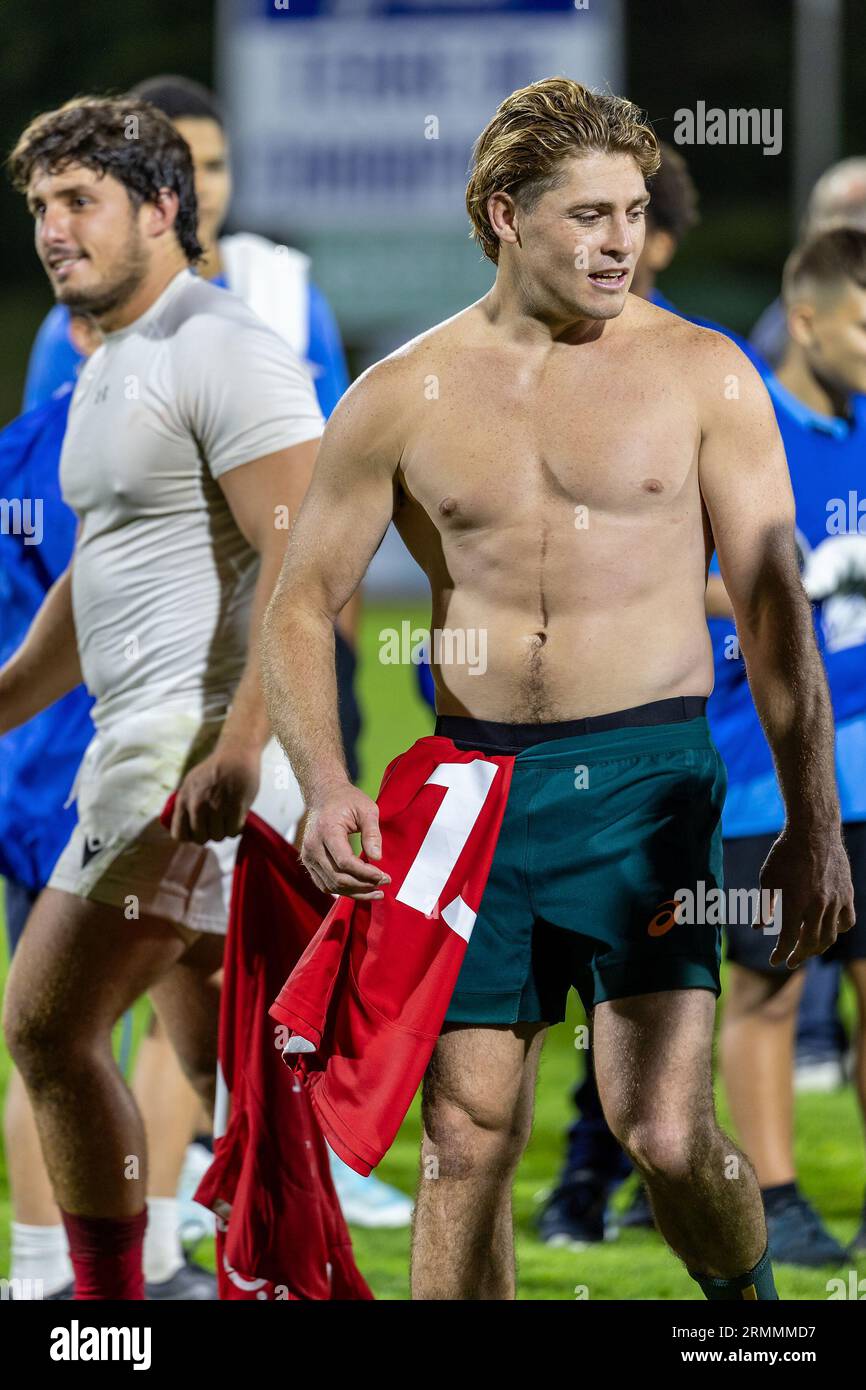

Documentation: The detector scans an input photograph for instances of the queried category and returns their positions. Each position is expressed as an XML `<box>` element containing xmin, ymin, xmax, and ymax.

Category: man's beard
<box><xmin>55</xmin><ymin>231</ymin><xmax>149</xmax><ymax>319</ymax></box>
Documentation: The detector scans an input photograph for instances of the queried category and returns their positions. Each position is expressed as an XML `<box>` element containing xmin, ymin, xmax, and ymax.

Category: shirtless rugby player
<box><xmin>261</xmin><ymin>78</ymin><xmax>854</xmax><ymax>1301</ymax></box>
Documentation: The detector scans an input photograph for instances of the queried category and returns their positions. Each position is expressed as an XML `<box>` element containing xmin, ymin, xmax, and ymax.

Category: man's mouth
<box><xmin>587</xmin><ymin>269</ymin><xmax>628</xmax><ymax>290</ymax></box>
<box><xmin>47</xmin><ymin>252</ymin><xmax>87</xmax><ymax>278</ymax></box>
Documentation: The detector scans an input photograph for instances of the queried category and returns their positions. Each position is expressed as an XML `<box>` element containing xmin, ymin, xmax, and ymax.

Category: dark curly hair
<box><xmin>8</xmin><ymin>95</ymin><xmax>203</xmax><ymax>263</ymax></box>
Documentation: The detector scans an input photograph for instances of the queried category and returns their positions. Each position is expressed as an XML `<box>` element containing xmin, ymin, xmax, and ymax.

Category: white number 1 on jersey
<box><xmin>395</xmin><ymin>759</ymin><xmax>500</xmax><ymax>941</ymax></box>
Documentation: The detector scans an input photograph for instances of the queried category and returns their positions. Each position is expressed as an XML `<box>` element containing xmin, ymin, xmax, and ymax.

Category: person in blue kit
<box><xmin>709</xmin><ymin>228</ymin><xmax>866</xmax><ymax>1264</ymax></box>
<box><xmin>0</xmin><ymin>383</ymin><xmax>93</xmax><ymax>936</ymax></box>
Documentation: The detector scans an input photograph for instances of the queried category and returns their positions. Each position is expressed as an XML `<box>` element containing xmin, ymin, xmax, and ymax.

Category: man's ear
<box><xmin>787</xmin><ymin>300</ymin><xmax>815</xmax><ymax>349</ymax></box>
<box><xmin>487</xmin><ymin>191</ymin><xmax>520</xmax><ymax>254</ymax></box>
<box><xmin>643</xmin><ymin>227</ymin><xmax>677</xmax><ymax>275</ymax></box>
<box><xmin>141</xmin><ymin>186</ymin><xmax>180</xmax><ymax>242</ymax></box>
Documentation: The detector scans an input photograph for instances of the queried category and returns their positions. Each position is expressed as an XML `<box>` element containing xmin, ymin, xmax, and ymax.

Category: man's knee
<box><xmin>3</xmin><ymin>990</ymin><xmax>87</xmax><ymax>1091</ymax></box>
<box><xmin>615</xmin><ymin>1112</ymin><xmax>717</xmax><ymax>1187</ymax></box>
<box><xmin>421</xmin><ymin>1077</ymin><xmax>531</xmax><ymax>1180</ymax></box>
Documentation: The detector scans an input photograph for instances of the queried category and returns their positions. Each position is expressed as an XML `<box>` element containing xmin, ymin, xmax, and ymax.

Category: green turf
<box><xmin>1</xmin><ymin>600</ymin><xmax>865</xmax><ymax>1299</ymax></box>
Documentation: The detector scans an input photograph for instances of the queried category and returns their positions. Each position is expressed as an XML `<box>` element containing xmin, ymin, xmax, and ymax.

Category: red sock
<box><xmin>61</xmin><ymin>1208</ymin><xmax>148</xmax><ymax>1300</ymax></box>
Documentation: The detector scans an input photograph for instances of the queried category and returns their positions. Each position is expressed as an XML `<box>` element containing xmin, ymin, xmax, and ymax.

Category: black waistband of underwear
<box><xmin>434</xmin><ymin>696</ymin><xmax>708</xmax><ymax>753</ymax></box>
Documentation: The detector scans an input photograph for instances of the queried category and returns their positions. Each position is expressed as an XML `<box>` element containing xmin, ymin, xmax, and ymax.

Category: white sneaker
<box><xmin>176</xmin><ymin>1140</ymin><xmax>216</xmax><ymax>1243</ymax></box>
<box><xmin>794</xmin><ymin>1058</ymin><xmax>845</xmax><ymax>1093</ymax></box>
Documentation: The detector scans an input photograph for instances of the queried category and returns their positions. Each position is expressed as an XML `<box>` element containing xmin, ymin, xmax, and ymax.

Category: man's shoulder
<box><xmin>386</xmin><ymin>306</ymin><xmax>472</xmax><ymax>363</ymax></box>
<box><xmin>160</xmin><ymin>271</ymin><xmax>287</xmax><ymax>355</ymax></box>
<box><xmin>358</xmin><ymin>306</ymin><xmax>479</xmax><ymax>392</ymax></box>
<box><xmin>634</xmin><ymin>296</ymin><xmax>765</xmax><ymax>392</ymax></box>
<box><xmin>628</xmin><ymin>293</ymin><xmax>725</xmax><ymax>349</ymax></box>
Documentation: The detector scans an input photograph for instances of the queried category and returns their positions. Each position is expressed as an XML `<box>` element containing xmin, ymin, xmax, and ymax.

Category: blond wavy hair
<box><xmin>466</xmin><ymin>77</ymin><xmax>660</xmax><ymax>264</ymax></box>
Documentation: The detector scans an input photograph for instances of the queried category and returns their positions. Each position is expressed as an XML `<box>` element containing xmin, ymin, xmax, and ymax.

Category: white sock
<box><xmin>10</xmin><ymin>1222</ymin><xmax>72</xmax><ymax>1298</ymax></box>
<box><xmin>143</xmin><ymin>1197</ymin><xmax>184</xmax><ymax>1284</ymax></box>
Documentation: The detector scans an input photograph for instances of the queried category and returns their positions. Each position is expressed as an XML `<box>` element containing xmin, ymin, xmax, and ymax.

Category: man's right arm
<box><xmin>261</xmin><ymin>360</ymin><xmax>404</xmax><ymax>899</ymax></box>
<box><xmin>0</xmin><ymin>568</ymin><xmax>82</xmax><ymax>735</ymax></box>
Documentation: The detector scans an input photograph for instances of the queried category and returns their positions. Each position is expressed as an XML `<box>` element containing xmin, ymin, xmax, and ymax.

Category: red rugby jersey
<box><xmin>269</xmin><ymin>737</ymin><xmax>515</xmax><ymax>1176</ymax></box>
<box><xmin>159</xmin><ymin>798</ymin><xmax>372</xmax><ymax>1301</ymax></box>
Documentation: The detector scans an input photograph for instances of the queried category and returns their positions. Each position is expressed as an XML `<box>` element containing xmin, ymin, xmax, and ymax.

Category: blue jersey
<box><xmin>0</xmin><ymin>390</ymin><xmax>95</xmax><ymax>890</ymax></box>
<box><xmin>23</xmin><ymin>276</ymin><xmax>349</xmax><ymax>420</ymax></box>
<box><xmin>708</xmin><ymin>376</ymin><xmax>866</xmax><ymax>836</ymax></box>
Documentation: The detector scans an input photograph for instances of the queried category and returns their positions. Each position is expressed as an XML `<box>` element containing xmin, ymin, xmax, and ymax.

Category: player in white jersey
<box><xmin>1</xmin><ymin>96</ymin><xmax>322</xmax><ymax>1300</ymax></box>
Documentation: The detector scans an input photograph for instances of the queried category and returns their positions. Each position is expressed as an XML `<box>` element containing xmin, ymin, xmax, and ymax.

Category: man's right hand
<box><xmin>301</xmin><ymin>782</ymin><xmax>391</xmax><ymax>901</ymax></box>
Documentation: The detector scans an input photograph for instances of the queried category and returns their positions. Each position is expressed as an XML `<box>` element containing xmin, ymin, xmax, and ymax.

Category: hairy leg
<box><xmin>411</xmin><ymin>1021</ymin><xmax>546</xmax><ymax>1300</ymax></box>
<box><xmin>595</xmin><ymin>989</ymin><xmax>766</xmax><ymax>1277</ymax></box>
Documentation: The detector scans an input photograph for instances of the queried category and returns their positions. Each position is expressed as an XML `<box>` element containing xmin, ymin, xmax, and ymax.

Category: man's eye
<box><xmin>73</xmin><ymin>197</ymin><xmax>90</xmax><ymax>208</ymax></box>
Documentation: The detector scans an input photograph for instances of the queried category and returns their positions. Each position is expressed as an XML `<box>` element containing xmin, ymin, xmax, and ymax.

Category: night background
<box><xmin>0</xmin><ymin>0</ymin><xmax>863</xmax><ymax>422</ymax></box>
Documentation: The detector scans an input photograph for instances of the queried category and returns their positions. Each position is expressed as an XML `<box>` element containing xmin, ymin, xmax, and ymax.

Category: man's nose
<box><xmin>39</xmin><ymin>205</ymin><xmax>72</xmax><ymax>249</ymax></box>
<box><xmin>603</xmin><ymin>214</ymin><xmax>635</xmax><ymax>258</ymax></box>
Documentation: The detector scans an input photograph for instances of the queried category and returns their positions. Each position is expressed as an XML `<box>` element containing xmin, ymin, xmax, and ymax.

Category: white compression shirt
<box><xmin>60</xmin><ymin>269</ymin><xmax>324</xmax><ymax>732</ymax></box>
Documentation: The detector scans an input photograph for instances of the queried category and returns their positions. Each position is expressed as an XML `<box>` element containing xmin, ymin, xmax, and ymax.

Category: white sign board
<box><xmin>219</xmin><ymin>0</ymin><xmax>623</xmax><ymax>234</ymax></box>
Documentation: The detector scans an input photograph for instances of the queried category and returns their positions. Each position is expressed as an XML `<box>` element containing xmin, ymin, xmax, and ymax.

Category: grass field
<box><xmin>1</xmin><ymin>600</ymin><xmax>865</xmax><ymax>1299</ymax></box>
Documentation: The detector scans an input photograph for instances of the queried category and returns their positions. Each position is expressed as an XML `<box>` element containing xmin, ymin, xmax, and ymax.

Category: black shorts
<box><xmin>724</xmin><ymin>822</ymin><xmax>866</xmax><ymax>972</ymax></box>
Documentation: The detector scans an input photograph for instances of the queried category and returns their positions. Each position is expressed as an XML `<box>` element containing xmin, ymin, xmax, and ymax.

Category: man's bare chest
<box><xmin>398</xmin><ymin>361</ymin><xmax>701</xmax><ymax>530</ymax></box>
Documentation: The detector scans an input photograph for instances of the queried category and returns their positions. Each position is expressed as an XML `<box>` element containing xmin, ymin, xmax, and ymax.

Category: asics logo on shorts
<box><xmin>647</xmin><ymin>899</ymin><xmax>679</xmax><ymax>937</ymax></box>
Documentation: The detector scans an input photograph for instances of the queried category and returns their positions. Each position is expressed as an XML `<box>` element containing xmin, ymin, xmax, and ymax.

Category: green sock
<box><xmin>689</xmin><ymin>1246</ymin><xmax>778</xmax><ymax>1301</ymax></box>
